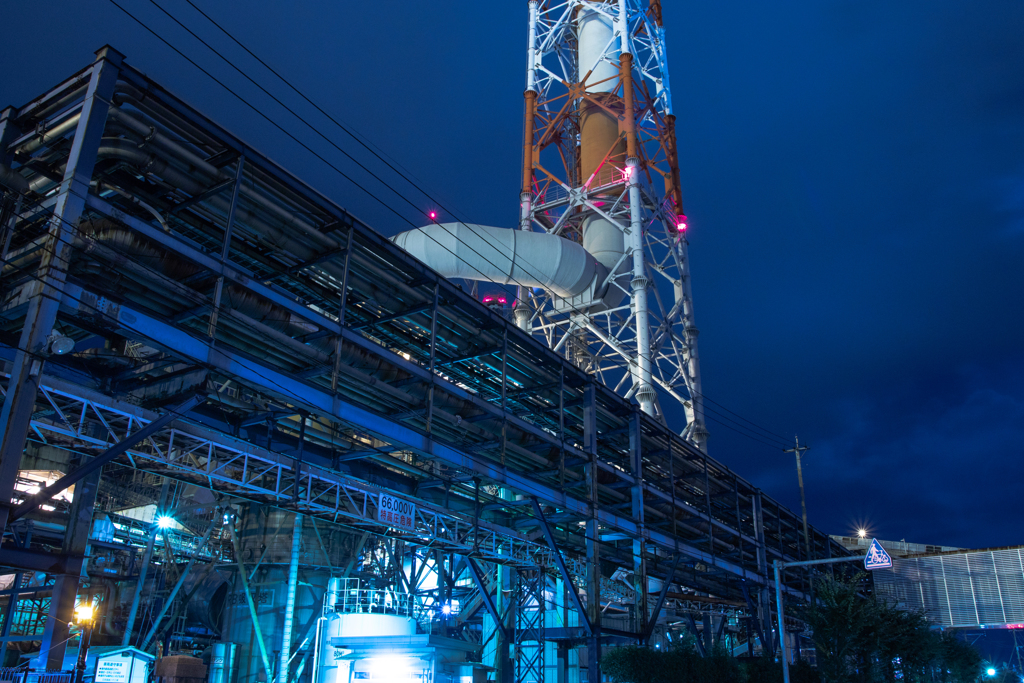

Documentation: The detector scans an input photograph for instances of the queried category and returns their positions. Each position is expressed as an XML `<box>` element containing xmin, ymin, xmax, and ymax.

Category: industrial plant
<box><xmin>0</xmin><ymin>2</ymin><xmax>867</xmax><ymax>683</ymax></box>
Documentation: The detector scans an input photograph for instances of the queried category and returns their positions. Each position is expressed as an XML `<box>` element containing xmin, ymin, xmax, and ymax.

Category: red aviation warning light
<box><xmin>676</xmin><ymin>215</ymin><xmax>688</xmax><ymax>232</ymax></box>
<box><xmin>428</xmin><ymin>211</ymin><xmax>437</xmax><ymax>221</ymax></box>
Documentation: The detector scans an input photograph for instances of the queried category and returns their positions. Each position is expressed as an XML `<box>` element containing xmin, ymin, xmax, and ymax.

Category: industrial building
<box><xmin>0</xmin><ymin>2</ymin><xmax>849</xmax><ymax>683</ymax></box>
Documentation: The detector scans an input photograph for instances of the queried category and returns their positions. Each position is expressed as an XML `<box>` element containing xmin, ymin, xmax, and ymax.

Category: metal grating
<box><xmin>874</xmin><ymin>547</ymin><xmax>1024</xmax><ymax>628</ymax></box>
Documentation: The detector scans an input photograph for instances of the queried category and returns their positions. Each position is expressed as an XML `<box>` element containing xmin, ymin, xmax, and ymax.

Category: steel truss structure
<box><xmin>517</xmin><ymin>0</ymin><xmax>706</xmax><ymax>448</ymax></box>
<box><xmin>0</xmin><ymin>47</ymin><xmax>846</xmax><ymax>678</ymax></box>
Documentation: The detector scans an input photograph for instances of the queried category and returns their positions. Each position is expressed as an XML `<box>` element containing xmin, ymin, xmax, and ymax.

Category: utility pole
<box><xmin>784</xmin><ymin>436</ymin><xmax>812</xmax><ymax>561</ymax></box>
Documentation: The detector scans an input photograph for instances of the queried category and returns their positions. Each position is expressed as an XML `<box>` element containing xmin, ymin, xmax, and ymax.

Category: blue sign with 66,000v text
<box><xmin>864</xmin><ymin>538</ymin><xmax>893</xmax><ymax>570</ymax></box>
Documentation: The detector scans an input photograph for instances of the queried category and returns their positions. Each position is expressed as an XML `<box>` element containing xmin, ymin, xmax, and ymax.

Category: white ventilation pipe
<box><xmin>393</xmin><ymin>223</ymin><xmax>607</xmax><ymax>299</ymax></box>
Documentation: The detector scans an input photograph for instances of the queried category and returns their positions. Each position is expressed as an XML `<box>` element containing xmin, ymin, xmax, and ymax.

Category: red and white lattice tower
<box><xmin>514</xmin><ymin>0</ymin><xmax>708</xmax><ymax>449</ymax></box>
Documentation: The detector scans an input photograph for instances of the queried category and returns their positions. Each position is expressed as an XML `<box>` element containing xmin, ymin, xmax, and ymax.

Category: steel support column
<box><xmin>644</xmin><ymin>555</ymin><xmax>680</xmax><ymax>644</ymax></box>
<box><xmin>531</xmin><ymin>498</ymin><xmax>591</xmax><ymax>634</ymax></box>
<box><xmin>0</xmin><ymin>47</ymin><xmax>122</xmax><ymax>534</ymax></box>
<box><xmin>629</xmin><ymin>410</ymin><xmax>647</xmax><ymax>638</ymax></box>
<box><xmin>583</xmin><ymin>383</ymin><xmax>601</xmax><ymax>682</ymax></box>
<box><xmin>34</xmin><ymin>459</ymin><xmax>101</xmax><ymax>669</ymax></box>
<box><xmin>0</xmin><ymin>523</ymin><xmax>31</xmax><ymax>664</ymax></box>
<box><xmin>465</xmin><ymin>558</ymin><xmax>507</xmax><ymax>640</ymax></box>
<box><xmin>514</xmin><ymin>567</ymin><xmax>544</xmax><ymax>683</ymax></box>
<box><xmin>140</xmin><ymin>513</ymin><xmax>220</xmax><ymax>650</ymax></box>
<box><xmin>752</xmin><ymin>490</ymin><xmax>774</xmax><ymax>657</ymax></box>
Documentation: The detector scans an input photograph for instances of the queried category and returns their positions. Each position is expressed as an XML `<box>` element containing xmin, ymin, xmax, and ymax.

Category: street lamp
<box><xmin>74</xmin><ymin>602</ymin><xmax>96</xmax><ymax>683</ymax></box>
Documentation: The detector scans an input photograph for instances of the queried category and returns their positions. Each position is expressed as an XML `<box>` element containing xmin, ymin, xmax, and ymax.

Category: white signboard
<box><xmin>378</xmin><ymin>493</ymin><xmax>416</xmax><ymax>531</ymax></box>
<box><xmin>96</xmin><ymin>659</ymin><xmax>131</xmax><ymax>683</ymax></box>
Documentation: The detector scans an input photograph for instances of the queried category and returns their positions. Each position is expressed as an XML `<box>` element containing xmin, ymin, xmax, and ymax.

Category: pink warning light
<box><xmin>429</xmin><ymin>211</ymin><xmax>437</xmax><ymax>221</ymax></box>
<box><xmin>676</xmin><ymin>215</ymin><xmax>688</xmax><ymax>232</ymax></box>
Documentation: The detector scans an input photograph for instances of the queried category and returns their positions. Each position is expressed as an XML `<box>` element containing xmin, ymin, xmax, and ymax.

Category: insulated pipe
<box><xmin>578</xmin><ymin>7</ymin><xmax>627</xmax><ymax>281</ymax></box>
<box><xmin>107</xmin><ymin>107</ymin><xmax>334</xmax><ymax>248</ymax></box>
<box><xmin>392</xmin><ymin>222</ymin><xmax>606</xmax><ymax>299</ymax></box>
<box><xmin>0</xmin><ymin>165</ymin><xmax>28</xmax><ymax>194</ymax></box>
<box><xmin>278</xmin><ymin>512</ymin><xmax>302</xmax><ymax>683</ymax></box>
<box><xmin>14</xmin><ymin>112</ymin><xmax>83</xmax><ymax>156</ymax></box>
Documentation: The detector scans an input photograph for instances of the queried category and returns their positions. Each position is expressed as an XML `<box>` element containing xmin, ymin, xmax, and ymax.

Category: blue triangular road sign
<box><xmin>864</xmin><ymin>538</ymin><xmax>893</xmax><ymax>570</ymax></box>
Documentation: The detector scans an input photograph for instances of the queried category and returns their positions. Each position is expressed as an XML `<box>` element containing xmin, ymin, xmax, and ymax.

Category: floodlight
<box><xmin>74</xmin><ymin>603</ymin><xmax>94</xmax><ymax>625</ymax></box>
<box><xmin>156</xmin><ymin>515</ymin><xmax>175</xmax><ymax>529</ymax></box>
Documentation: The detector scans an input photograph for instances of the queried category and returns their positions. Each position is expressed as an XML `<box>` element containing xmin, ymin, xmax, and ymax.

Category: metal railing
<box><xmin>0</xmin><ymin>669</ymin><xmax>75</xmax><ymax>683</ymax></box>
<box><xmin>325</xmin><ymin>577</ymin><xmax>420</xmax><ymax>619</ymax></box>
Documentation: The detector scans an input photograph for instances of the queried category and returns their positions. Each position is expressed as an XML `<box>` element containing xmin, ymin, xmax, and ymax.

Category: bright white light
<box><xmin>441</xmin><ymin>603</ymin><xmax>452</xmax><ymax>615</ymax></box>
<box><xmin>366</xmin><ymin>656</ymin><xmax>417</xmax><ymax>683</ymax></box>
<box><xmin>857</xmin><ymin>528</ymin><xmax>867</xmax><ymax>539</ymax></box>
<box><xmin>987</xmin><ymin>669</ymin><xmax>996</xmax><ymax>677</ymax></box>
<box><xmin>156</xmin><ymin>515</ymin><xmax>175</xmax><ymax>529</ymax></box>
<box><xmin>74</xmin><ymin>603</ymin><xmax>94</xmax><ymax>624</ymax></box>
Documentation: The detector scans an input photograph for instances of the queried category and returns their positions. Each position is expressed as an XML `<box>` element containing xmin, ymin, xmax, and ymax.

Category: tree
<box><xmin>803</xmin><ymin>573</ymin><xmax>983</xmax><ymax>683</ymax></box>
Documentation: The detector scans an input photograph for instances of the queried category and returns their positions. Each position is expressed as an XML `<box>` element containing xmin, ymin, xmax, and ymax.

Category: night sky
<box><xmin>2</xmin><ymin>1</ymin><xmax>1022</xmax><ymax>550</ymax></box>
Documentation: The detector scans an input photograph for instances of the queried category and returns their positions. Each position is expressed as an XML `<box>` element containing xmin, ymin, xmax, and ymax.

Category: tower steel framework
<box><xmin>516</xmin><ymin>0</ymin><xmax>707</xmax><ymax>450</ymax></box>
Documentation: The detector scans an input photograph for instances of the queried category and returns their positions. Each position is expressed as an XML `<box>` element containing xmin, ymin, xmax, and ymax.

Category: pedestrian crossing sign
<box><xmin>864</xmin><ymin>538</ymin><xmax>893</xmax><ymax>570</ymax></box>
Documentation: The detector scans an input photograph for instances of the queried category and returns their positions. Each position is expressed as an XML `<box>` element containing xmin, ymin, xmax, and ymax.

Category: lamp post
<box><xmin>74</xmin><ymin>603</ymin><xmax>96</xmax><ymax>683</ymax></box>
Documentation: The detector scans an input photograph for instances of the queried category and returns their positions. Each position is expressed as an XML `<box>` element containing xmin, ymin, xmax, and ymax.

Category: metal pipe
<box><xmin>774</xmin><ymin>560</ymin><xmax>790</xmax><ymax>683</ymax></box>
<box><xmin>140</xmin><ymin>511</ymin><xmax>220</xmax><ymax>650</ymax></box>
<box><xmin>393</xmin><ymin>222</ymin><xmax>606</xmax><ymax>299</ymax></box>
<box><xmin>122</xmin><ymin>479</ymin><xmax>170</xmax><ymax>645</ymax></box>
<box><xmin>227</xmin><ymin>516</ymin><xmax>274</xmax><ymax>682</ymax></box>
<box><xmin>278</xmin><ymin>512</ymin><xmax>303</xmax><ymax>683</ymax></box>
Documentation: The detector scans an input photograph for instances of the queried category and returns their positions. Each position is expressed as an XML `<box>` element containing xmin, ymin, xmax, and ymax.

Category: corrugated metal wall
<box><xmin>874</xmin><ymin>547</ymin><xmax>1024</xmax><ymax>628</ymax></box>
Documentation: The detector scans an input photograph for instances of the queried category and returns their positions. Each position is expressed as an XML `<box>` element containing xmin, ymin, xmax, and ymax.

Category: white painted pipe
<box><xmin>278</xmin><ymin>512</ymin><xmax>303</xmax><ymax>683</ymax></box>
<box><xmin>626</xmin><ymin>157</ymin><xmax>656</xmax><ymax>417</ymax></box>
<box><xmin>392</xmin><ymin>223</ymin><xmax>606</xmax><ymax>299</ymax></box>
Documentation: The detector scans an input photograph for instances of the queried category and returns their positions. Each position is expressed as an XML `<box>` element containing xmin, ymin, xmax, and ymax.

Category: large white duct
<box><xmin>392</xmin><ymin>223</ymin><xmax>606</xmax><ymax>299</ymax></box>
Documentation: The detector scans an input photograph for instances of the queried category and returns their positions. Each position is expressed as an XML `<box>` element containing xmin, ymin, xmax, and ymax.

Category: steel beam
<box><xmin>140</xmin><ymin>513</ymin><xmax>220</xmax><ymax>649</ymax></box>
<box><xmin>644</xmin><ymin>554</ymin><xmax>681</xmax><ymax>644</ymax></box>
<box><xmin>54</xmin><ymin>284</ymin><xmax>766</xmax><ymax>584</ymax></box>
<box><xmin>465</xmin><ymin>558</ymin><xmax>507</xmax><ymax>640</ymax></box>
<box><xmin>0</xmin><ymin>47</ymin><xmax>122</xmax><ymax>535</ymax></box>
<box><xmin>122</xmin><ymin>479</ymin><xmax>170</xmax><ymax>645</ymax></box>
<box><xmin>686</xmin><ymin>613</ymin><xmax>707</xmax><ymax>658</ymax></box>
<box><xmin>11</xmin><ymin>393</ymin><xmax>205</xmax><ymax>521</ymax></box>
<box><xmin>34</xmin><ymin>455</ymin><xmax>101</xmax><ymax>669</ymax></box>
<box><xmin>530</xmin><ymin>498</ymin><xmax>591</xmax><ymax>635</ymax></box>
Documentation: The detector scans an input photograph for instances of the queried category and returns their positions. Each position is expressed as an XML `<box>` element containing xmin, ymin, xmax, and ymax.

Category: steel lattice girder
<box><xmin>5</xmin><ymin>373</ymin><xmax>553</xmax><ymax>570</ymax></box>
<box><xmin>0</xmin><ymin>51</ymin><xmax>845</xmax><ymax>604</ymax></box>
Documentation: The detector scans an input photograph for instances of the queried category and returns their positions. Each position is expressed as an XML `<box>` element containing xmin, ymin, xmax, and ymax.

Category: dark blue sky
<box><xmin>2</xmin><ymin>1</ymin><xmax>1022</xmax><ymax>549</ymax></box>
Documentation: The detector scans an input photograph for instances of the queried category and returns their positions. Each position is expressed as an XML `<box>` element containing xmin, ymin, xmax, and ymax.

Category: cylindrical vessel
<box><xmin>222</xmin><ymin>507</ymin><xmax>345</xmax><ymax>683</ymax></box>
<box><xmin>315</xmin><ymin>614</ymin><xmax>418</xmax><ymax>683</ymax></box>
<box><xmin>209</xmin><ymin>643</ymin><xmax>237</xmax><ymax>683</ymax></box>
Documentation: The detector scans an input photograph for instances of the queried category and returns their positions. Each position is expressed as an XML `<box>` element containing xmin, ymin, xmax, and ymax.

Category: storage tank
<box><xmin>221</xmin><ymin>507</ymin><xmax>347</xmax><ymax>683</ymax></box>
<box><xmin>315</xmin><ymin>613</ymin><xmax>418</xmax><ymax>683</ymax></box>
<box><xmin>209</xmin><ymin>643</ymin><xmax>237</xmax><ymax>683</ymax></box>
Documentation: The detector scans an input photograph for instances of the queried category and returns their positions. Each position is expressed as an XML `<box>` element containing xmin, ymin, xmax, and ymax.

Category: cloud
<box><xmin>806</xmin><ymin>361</ymin><xmax>1024</xmax><ymax>548</ymax></box>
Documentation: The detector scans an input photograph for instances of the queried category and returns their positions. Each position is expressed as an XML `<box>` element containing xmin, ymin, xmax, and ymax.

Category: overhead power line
<box><xmin>100</xmin><ymin>0</ymin><xmax>794</xmax><ymax>451</ymax></box>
